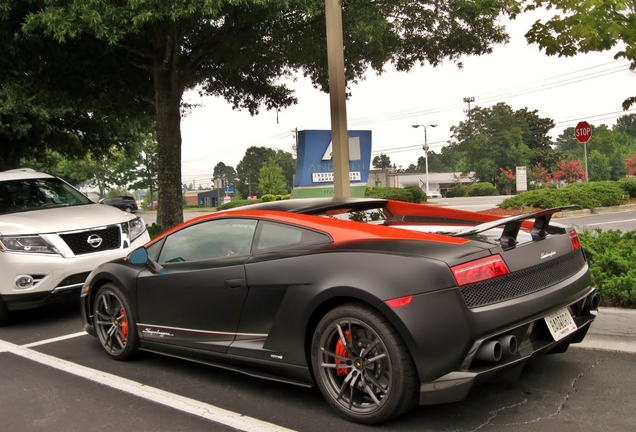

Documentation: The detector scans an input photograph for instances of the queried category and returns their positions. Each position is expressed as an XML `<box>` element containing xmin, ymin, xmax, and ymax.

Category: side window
<box><xmin>254</xmin><ymin>221</ymin><xmax>330</xmax><ymax>252</ymax></box>
<box><xmin>157</xmin><ymin>218</ymin><xmax>257</xmax><ymax>264</ymax></box>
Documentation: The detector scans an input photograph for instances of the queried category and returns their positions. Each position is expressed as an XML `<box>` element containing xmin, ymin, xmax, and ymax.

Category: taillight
<box><xmin>569</xmin><ymin>231</ymin><xmax>581</xmax><ymax>250</ymax></box>
<box><xmin>451</xmin><ymin>255</ymin><xmax>510</xmax><ymax>286</ymax></box>
<box><xmin>385</xmin><ymin>295</ymin><xmax>413</xmax><ymax>309</ymax></box>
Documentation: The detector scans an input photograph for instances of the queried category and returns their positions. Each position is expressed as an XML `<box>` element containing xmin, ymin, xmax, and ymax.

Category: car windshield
<box><xmin>0</xmin><ymin>178</ymin><xmax>93</xmax><ymax>215</ymax></box>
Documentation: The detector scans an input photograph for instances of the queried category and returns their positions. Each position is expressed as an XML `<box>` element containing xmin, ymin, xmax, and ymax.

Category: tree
<box><xmin>554</xmin><ymin>159</ymin><xmax>585</xmax><ymax>184</ymax></box>
<box><xmin>0</xmin><ymin>1</ymin><xmax>154</xmax><ymax>170</ymax></box>
<box><xmin>614</xmin><ymin>114</ymin><xmax>636</xmax><ymax>138</ymax></box>
<box><xmin>448</xmin><ymin>103</ymin><xmax>531</xmax><ymax>183</ymax></box>
<box><xmin>236</xmin><ymin>146</ymin><xmax>277</xmax><ymax>198</ymax></box>
<box><xmin>19</xmin><ymin>0</ymin><xmax>520</xmax><ymax>229</ymax></box>
<box><xmin>271</xmin><ymin>150</ymin><xmax>296</xmax><ymax>192</ymax></box>
<box><xmin>524</xmin><ymin>0</ymin><xmax>636</xmax><ymax>109</ymax></box>
<box><xmin>588</xmin><ymin>149</ymin><xmax>611</xmax><ymax>182</ymax></box>
<box><xmin>626</xmin><ymin>152</ymin><xmax>636</xmax><ymax>176</ymax></box>
<box><xmin>372</xmin><ymin>154</ymin><xmax>392</xmax><ymax>169</ymax></box>
<box><xmin>259</xmin><ymin>158</ymin><xmax>288</xmax><ymax>195</ymax></box>
<box><xmin>529</xmin><ymin>161</ymin><xmax>552</xmax><ymax>188</ymax></box>
<box><xmin>129</xmin><ymin>138</ymin><xmax>159</xmax><ymax>205</ymax></box>
<box><xmin>213</xmin><ymin>162</ymin><xmax>237</xmax><ymax>190</ymax></box>
<box><xmin>497</xmin><ymin>167</ymin><xmax>516</xmax><ymax>195</ymax></box>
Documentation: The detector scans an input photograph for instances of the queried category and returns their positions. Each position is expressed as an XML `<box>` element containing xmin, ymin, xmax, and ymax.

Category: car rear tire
<box><xmin>311</xmin><ymin>303</ymin><xmax>419</xmax><ymax>424</ymax></box>
<box><xmin>93</xmin><ymin>283</ymin><xmax>139</xmax><ymax>360</ymax></box>
<box><xmin>0</xmin><ymin>298</ymin><xmax>10</xmax><ymax>326</ymax></box>
<box><xmin>124</xmin><ymin>206</ymin><xmax>133</xmax><ymax>213</ymax></box>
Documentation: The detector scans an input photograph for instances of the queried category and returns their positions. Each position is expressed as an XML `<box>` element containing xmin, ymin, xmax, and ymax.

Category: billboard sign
<box><xmin>293</xmin><ymin>130</ymin><xmax>372</xmax><ymax>187</ymax></box>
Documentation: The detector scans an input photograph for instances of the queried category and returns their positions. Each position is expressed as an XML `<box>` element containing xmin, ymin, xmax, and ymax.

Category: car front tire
<box><xmin>0</xmin><ymin>298</ymin><xmax>10</xmax><ymax>326</ymax></box>
<box><xmin>93</xmin><ymin>283</ymin><xmax>139</xmax><ymax>360</ymax></box>
<box><xmin>311</xmin><ymin>303</ymin><xmax>419</xmax><ymax>424</ymax></box>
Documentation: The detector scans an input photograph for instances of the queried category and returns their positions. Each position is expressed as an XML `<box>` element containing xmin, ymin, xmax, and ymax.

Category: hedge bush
<box><xmin>618</xmin><ymin>177</ymin><xmax>636</xmax><ymax>198</ymax></box>
<box><xmin>467</xmin><ymin>182</ymin><xmax>498</xmax><ymax>197</ymax></box>
<box><xmin>364</xmin><ymin>186</ymin><xmax>426</xmax><ymax>203</ymax></box>
<box><xmin>445</xmin><ymin>184</ymin><xmax>468</xmax><ymax>197</ymax></box>
<box><xmin>579</xmin><ymin>229</ymin><xmax>636</xmax><ymax>308</ymax></box>
<box><xmin>216</xmin><ymin>198</ymin><xmax>263</xmax><ymax>211</ymax></box>
<box><xmin>500</xmin><ymin>181</ymin><xmax>628</xmax><ymax>210</ymax></box>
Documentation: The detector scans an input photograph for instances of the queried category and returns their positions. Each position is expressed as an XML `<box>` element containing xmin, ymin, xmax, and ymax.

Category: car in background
<box><xmin>99</xmin><ymin>195</ymin><xmax>139</xmax><ymax>213</ymax></box>
<box><xmin>426</xmin><ymin>191</ymin><xmax>442</xmax><ymax>198</ymax></box>
<box><xmin>80</xmin><ymin>197</ymin><xmax>598</xmax><ymax>424</ymax></box>
<box><xmin>0</xmin><ymin>169</ymin><xmax>150</xmax><ymax>325</ymax></box>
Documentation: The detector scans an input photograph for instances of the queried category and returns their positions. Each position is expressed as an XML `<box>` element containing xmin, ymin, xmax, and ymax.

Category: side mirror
<box><xmin>128</xmin><ymin>246</ymin><xmax>164</xmax><ymax>273</ymax></box>
<box><xmin>128</xmin><ymin>247</ymin><xmax>149</xmax><ymax>265</ymax></box>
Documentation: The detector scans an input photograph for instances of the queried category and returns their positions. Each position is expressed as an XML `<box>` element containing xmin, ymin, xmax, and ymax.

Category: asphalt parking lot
<box><xmin>1</xmin><ymin>303</ymin><xmax>634</xmax><ymax>432</ymax></box>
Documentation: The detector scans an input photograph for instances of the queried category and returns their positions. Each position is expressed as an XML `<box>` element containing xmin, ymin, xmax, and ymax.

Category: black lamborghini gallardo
<box><xmin>80</xmin><ymin>198</ymin><xmax>598</xmax><ymax>424</ymax></box>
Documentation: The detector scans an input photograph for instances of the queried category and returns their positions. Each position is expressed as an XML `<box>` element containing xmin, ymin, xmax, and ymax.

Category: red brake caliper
<box><xmin>119</xmin><ymin>307</ymin><xmax>128</xmax><ymax>343</ymax></box>
<box><xmin>334</xmin><ymin>329</ymin><xmax>351</xmax><ymax>376</ymax></box>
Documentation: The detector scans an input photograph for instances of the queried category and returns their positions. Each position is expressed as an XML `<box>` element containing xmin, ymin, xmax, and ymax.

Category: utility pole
<box><xmin>291</xmin><ymin>128</ymin><xmax>298</xmax><ymax>155</ymax></box>
<box><xmin>463</xmin><ymin>96</ymin><xmax>475</xmax><ymax>119</ymax></box>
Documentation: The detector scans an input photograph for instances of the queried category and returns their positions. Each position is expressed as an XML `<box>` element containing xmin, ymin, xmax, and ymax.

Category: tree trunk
<box><xmin>154</xmin><ymin>68</ymin><xmax>184</xmax><ymax>230</ymax></box>
<box><xmin>0</xmin><ymin>141</ymin><xmax>23</xmax><ymax>170</ymax></box>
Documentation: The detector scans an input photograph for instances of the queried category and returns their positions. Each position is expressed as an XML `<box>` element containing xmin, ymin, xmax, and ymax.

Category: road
<box><xmin>1</xmin><ymin>303</ymin><xmax>634</xmax><ymax>432</ymax></box>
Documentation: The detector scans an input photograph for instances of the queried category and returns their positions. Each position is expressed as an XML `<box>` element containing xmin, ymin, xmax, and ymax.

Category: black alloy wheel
<box><xmin>311</xmin><ymin>303</ymin><xmax>418</xmax><ymax>424</ymax></box>
<box><xmin>93</xmin><ymin>283</ymin><xmax>139</xmax><ymax>360</ymax></box>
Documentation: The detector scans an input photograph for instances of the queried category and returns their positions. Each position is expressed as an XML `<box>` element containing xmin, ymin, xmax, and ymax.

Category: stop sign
<box><xmin>575</xmin><ymin>121</ymin><xmax>593</xmax><ymax>143</ymax></box>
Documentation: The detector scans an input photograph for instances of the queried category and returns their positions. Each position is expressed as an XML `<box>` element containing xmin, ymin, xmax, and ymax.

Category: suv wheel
<box><xmin>0</xmin><ymin>298</ymin><xmax>11</xmax><ymax>326</ymax></box>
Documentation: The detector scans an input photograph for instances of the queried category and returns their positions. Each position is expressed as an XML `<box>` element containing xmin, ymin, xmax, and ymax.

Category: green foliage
<box><xmin>618</xmin><ymin>177</ymin><xmax>636</xmax><ymax>198</ymax></box>
<box><xmin>258</xmin><ymin>157</ymin><xmax>288</xmax><ymax>195</ymax></box>
<box><xmin>445</xmin><ymin>185</ymin><xmax>468</xmax><ymax>197</ymax></box>
<box><xmin>364</xmin><ymin>186</ymin><xmax>425</xmax><ymax>203</ymax></box>
<box><xmin>216</xmin><ymin>199</ymin><xmax>263</xmax><ymax>211</ymax></box>
<box><xmin>16</xmin><ymin>0</ymin><xmax>519</xmax><ymax>229</ymax></box>
<box><xmin>467</xmin><ymin>182</ymin><xmax>499</xmax><ymax>197</ymax></box>
<box><xmin>372</xmin><ymin>154</ymin><xmax>392</xmax><ymax>169</ymax></box>
<box><xmin>448</xmin><ymin>103</ymin><xmax>537</xmax><ymax>183</ymax></box>
<box><xmin>404</xmin><ymin>186</ymin><xmax>426</xmax><ymax>203</ymax></box>
<box><xmin>524</xmin><ymin>0</ymin><xmax>636</xmax><ymax>110</ymax></box>
<box><xmin>579</xmin><ymin>229</ymin><xmax>636</xmax><ymax>308</ymax></box>
<box><xmin>146</xmin><ymin>223</ymin><xmax>165</xmax><ymax>240</ymax></box>
<box><xmin>500</xmin><ymin>181</ymin><xmax>628</xmax><ymax>209</ymax></box>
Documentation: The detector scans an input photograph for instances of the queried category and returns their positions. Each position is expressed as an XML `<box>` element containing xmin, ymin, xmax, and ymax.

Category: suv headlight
<box><xmin>0</xmin><ymin>235</ymin><xmax>60</xmax><ymax>254</ymax></box>
<box><xmin>126</xmin><ymin>217</ymin><xmax>146</xmax><ymax>241</ymax></box>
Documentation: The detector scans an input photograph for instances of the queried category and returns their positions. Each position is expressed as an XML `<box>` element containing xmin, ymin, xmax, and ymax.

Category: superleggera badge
<box><xmin>540</xmin><ymin>251</ymin><xmax>557</xmax><ymax>260</ymax></box>
<box><xmin>143</xmin><ymin>328</ymin><xmax>174</xmax><ymax>338</ymax></box>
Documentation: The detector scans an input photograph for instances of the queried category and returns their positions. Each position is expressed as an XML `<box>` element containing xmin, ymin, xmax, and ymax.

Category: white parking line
<box><xmin>0</xmin><ymin>338</ymin><xmax>297</xmax><ymax>432</ymax></box>
<box><xmin>22</xmin><ymin>331</ymin><xmax>87</xmax><ymax>348</ymax></box>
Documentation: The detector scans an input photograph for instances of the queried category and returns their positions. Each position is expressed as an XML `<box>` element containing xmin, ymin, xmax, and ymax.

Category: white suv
<box><xmin>0</xmin><ymin>169</ymin><xmax>150</xmax><ymax>325</ymax></box>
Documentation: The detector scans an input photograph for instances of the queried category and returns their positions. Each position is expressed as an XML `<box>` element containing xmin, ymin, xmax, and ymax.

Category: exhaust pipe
<box><xmin>475</xmin><ymin>340</ymin><xmax>502</xmax><ymax>362</ymax></box>
<box><xmin>584</xmin><ymin>292</ymin><xmax>600</xmax><ymax>312</ymax></box>
<box><xmin>496</xmin><ymin>335</ymin><xmax>518</xmax><ymax>356</ymax></box>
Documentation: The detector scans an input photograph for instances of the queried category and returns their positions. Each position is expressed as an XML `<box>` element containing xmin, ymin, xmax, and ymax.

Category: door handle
<box><xmin>225</xmin><ymin>278</ymin><xmax>246</xmax><ymax>288</ymax></box>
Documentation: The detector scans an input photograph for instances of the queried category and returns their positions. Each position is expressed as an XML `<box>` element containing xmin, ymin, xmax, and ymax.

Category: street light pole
<box><xmin>412</xmin><ymin>124</ymin><xmax>438</xmax><ymax>195</ymax></box>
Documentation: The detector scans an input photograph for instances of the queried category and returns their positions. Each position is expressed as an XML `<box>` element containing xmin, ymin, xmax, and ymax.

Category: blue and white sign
<box><xmin>293</xmin><ymin>130</ymin><xmax>372</xmax><ymax>187</ymax></box>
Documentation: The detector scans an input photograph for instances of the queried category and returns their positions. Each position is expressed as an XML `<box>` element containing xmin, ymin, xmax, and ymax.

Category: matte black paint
<box><xmin>80</xmin><ymin>199</ymin><xmax>597</xmax><ymax>407</ymax></box>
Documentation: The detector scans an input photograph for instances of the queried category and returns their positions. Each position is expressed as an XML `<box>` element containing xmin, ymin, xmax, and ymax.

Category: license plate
<box><xmin>544</xmin><ymin>307</ymin><xmax>577</xmax><ymax>341</ymax></box>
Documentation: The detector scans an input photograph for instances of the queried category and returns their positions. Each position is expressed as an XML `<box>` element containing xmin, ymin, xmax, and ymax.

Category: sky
<box><xmin>179</xmin><ymin>8</ymin><xmax>636</xmax><ymax>189</ymax></box>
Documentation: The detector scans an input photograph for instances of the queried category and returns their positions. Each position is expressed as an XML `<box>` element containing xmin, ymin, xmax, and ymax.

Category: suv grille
<box><xmin>460</xmin><ymin>250</ymin><xmax>586</xmax><ymax>309</ymax></box>
<box><xmin>59</xmin><ymin>226</ymin><xmax>122</xmax><ymax>255</ymax></box>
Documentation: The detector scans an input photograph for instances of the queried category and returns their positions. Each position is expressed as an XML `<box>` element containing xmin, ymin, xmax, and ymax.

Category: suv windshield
<box><xmin>0</xmin><ymin>178</ymin><xmax>93</xmax><ymax>215</ymax></box>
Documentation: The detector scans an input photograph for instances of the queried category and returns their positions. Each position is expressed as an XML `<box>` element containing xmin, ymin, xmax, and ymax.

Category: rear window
<box><xmin>0</xmin><ymin>178</ymin><xmax>92</xmax><ymax>215</ymax></box>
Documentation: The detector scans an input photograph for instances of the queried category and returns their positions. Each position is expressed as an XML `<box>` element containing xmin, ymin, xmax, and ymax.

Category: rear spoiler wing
<box><xmin>446</xmin><ymin>206</ymin><xmax>580</xmax><ymax>249</ymax></box>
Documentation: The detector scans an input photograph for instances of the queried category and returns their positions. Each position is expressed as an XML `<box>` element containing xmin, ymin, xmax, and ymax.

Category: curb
<box><xmin>574</xmin><ymin>307</ymin><xmax>636</xmax><ymax>354</ymax></box>
<box><xmin>552</xmin><ymin>203</ymin><xmax>636</xmax><ymax>218</ymax></box>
